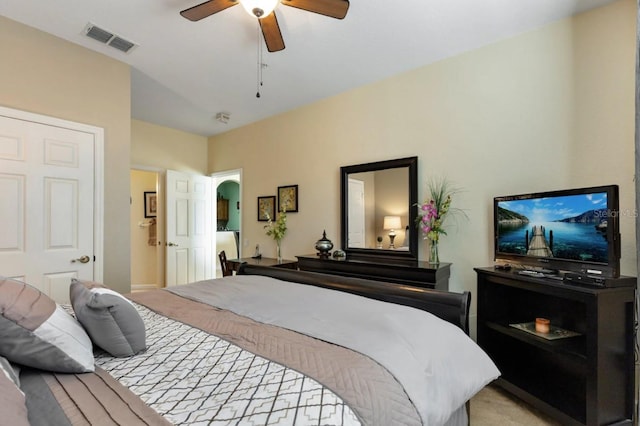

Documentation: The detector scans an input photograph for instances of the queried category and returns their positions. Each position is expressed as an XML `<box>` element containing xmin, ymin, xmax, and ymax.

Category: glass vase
<box><xmin>428</xmin><ymin>240</ymin><xmax>439</xmax><ymax>265</ymax></box>
<box><xmin>276</xmin><ymin>240</ymin><xmax>282</xmax><ymax>263</ymax></box>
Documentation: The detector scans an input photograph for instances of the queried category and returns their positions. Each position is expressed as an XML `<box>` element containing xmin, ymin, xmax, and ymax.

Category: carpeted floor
<box><xmin>470</xmin><ymin>384</ymin><xmax>562</xmax><ymax>425</ymax></box>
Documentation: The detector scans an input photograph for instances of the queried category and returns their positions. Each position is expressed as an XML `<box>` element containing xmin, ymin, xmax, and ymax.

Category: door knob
<box><xmin>167</xmin><ymin>242</ymin><xmax>179</xmax><ymax>247</ymax></box>
<box><xmin>72</xmin><ymin>255</ymin><xmax>91</xmax><ymax>263</ymax></box>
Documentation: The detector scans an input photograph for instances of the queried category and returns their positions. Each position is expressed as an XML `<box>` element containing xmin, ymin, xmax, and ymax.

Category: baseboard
<box><xmin>131</xmin><ymin>283</ymin><xmax>160</xmax><ymax>293</ymax></box>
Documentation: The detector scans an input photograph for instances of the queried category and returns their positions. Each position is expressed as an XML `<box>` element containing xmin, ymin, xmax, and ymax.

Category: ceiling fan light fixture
<box><xmin>239</xmin><ymin>0</ymin><xmax>279</xmax><ymax>18</ymax></box>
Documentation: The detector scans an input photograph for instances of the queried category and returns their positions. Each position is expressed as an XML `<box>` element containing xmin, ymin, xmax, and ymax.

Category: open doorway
<box><xmin>130</xmin><ymin>168</ymin><xmax>164</xmax><ymax>290</ymax></box>
<box><xmin>212</xmin><ymin>169</ymin><xmax>242</xmax><ymax>277</ymax></box>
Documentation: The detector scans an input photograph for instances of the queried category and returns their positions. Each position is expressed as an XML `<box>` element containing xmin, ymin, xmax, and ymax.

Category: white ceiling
<box><xmin>0</xmin><ymin>0</ymin><xmax>617</xmax><ymax>136</ymax></box>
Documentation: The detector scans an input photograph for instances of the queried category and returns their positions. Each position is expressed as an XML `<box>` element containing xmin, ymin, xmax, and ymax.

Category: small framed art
<box><xmin>278</xmin><ymin>184</ymin><xmax>298</xmax><ymax>213</ymax></box>
<box><xmin>144</xmin><ymin>191</ymin><xmax>157</xmax><ymax>218</ymax></box>
<box><xmin>257</xmin><ymin>196</ymin><xmax>276</xmax><ymax>222</ymax></box>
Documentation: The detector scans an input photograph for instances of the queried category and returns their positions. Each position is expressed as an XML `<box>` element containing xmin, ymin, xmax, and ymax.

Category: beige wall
<box><xmin>131</xmin><ymin>120</ymin><xmax>208</xmax><ymax>174</ymax></box>
<box><xmin>0</xmin><ymin>16</ymin><xmax>132</xmax><ymax>294</ymax></box>
<box><xmin>208</xmin><ymin>0</ymin><xmax>637</xmax><ymax>313</ymax></box>
<box><xmin>570</xmin><ymin>1</ymin><xmax>637</xmax><ymax>268</ymax></box>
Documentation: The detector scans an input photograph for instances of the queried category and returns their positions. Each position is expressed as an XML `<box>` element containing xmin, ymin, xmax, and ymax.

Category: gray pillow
<box><xmin>0</xmin><ymin>356</ymin><xmax>29</xmax><ymax>426</ymax></box>
<box><xmin>70</xmin><ymin>279</ymin><xmax>146</xmax><ymax>357</ymax></box>
<box><xmin>0</xmin><ymin>277</ymin><xmax>94</xmax><ymax>373</ymax></box>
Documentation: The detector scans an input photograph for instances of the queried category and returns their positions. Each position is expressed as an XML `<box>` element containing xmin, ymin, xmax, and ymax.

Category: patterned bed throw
<box><xmin>124</xmin><ymin>289</ymin><xmax>422</xmax><ymax>426</ymax></box>
<box><xmin>96</xmin><ymin>302</ymin><xmax>361</xmax><ymax>425</ymax></box>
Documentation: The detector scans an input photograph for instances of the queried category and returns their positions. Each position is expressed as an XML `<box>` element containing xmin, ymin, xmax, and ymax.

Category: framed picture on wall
<box><xmin>278</xmin><ymin>184</ymin><xmax>298</xmax><ymax>212</ymax></box>
<box><xmin>257</xmin><ymin>196</ymin><xmax>276</xmax><ymax>222</ymax></box>
<box><xmin>144</xmin><ymin>191</ymin><xmax>157</xmax><ymax>218</ymax></box>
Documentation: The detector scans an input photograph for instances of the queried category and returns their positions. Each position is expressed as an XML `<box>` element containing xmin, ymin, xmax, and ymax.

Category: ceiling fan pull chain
<box><xmin>256</xmin><ymin>21</ymin><xmax>262</xmax><ymax>98</ymax></box>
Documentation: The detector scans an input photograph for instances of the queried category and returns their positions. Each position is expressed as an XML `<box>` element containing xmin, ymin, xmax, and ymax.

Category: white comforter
<box><xmin>170</xmin><ymin>275</ymin><xmax>500</xmax><ymax>425</ymax></box>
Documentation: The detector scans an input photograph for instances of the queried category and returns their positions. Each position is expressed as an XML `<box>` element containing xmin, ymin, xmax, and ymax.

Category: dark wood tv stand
<box><xmin>296</xmin><ymin>255</ymin><xmax>450</xmax><ymax>290</ymax></box>
<box><xmin>475</xmin><ymin>267</ymin><xmax>636</xmax><ymax>425</ymax></box>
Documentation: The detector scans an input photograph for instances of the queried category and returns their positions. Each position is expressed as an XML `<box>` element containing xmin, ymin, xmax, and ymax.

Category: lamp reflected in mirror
<box><xmin>383</xmin><ymin>215</ymin><xmax>401</xmax><ymax>249</ymax></box>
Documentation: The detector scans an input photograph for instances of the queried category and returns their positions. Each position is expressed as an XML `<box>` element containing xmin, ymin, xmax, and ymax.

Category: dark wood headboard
<box><xmin>237</xmin><ymin>264</ymin><xmax>471</xmax><ymax>334</ymax></box>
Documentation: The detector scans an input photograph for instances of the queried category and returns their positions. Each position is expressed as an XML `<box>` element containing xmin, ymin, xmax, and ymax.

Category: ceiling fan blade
<box><xmin>282</xmin><ymin>0</ymin><xmax>349</xmax><ymax>19</ymax></box>
<box><xmin>259</xmin><ymin>13</ymin><xmax>285</xmax><ymax>52</ymax></box>
<box><xmin>180</xmin><ymin>0</ymin><xmax>238</xmax><ymax>21</ymax></box>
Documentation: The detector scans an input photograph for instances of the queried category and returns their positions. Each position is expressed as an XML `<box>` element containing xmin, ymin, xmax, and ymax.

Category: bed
<box><xmin>0</xmin><ymin>266</ymin><xmax>499</xmax><ymax>426</ymax></box>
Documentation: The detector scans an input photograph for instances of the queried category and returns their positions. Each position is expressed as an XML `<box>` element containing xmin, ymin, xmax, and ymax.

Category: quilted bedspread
<box><xmin>121</xmin><ymin>289</ymin><xmax>423</xmax><ymax>426</ymax></box>
<box><xmin>95</xmin><ymin>300</ymin><xmax>363</xmax><ymax>425</ymax></box>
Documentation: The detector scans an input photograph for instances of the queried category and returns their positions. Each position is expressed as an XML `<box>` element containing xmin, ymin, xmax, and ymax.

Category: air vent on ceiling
<box><xmin>85</xmin><ymin>24</ymin><xmax>113</xmax><ymax>43</ymax></box>
<box><xmin>84</xmin><ymin>23</ymin><xmax>137</xmax><ymax>54</ymax></box>
<box><xmin>108</xmin><ymin>36</ymin><xmax>136</xmax><ymax>53</ymax></box>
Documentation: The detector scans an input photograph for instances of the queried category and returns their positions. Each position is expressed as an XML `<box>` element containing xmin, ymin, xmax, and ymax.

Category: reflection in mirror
<box><xmin>348</xmin><ymin>169</ymin><xmax>409</xmax><ymax>249</ymax></box>
<box><xmin>341</xmin><ymin>157</ymin><xmax>418</xmax><ymax>261</ymax></box>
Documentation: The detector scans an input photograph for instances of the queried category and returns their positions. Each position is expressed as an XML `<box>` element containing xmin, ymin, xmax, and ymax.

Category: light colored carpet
<box><xmin>470</xmin><ymin>384</ymin><xmax>562</xmax><ymax>426</ymax></box>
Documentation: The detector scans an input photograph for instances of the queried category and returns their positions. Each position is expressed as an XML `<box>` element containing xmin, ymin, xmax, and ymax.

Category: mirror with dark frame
<box><xmin>340</xmin><ymin>156</ymin><xmax>418</xmax><ymax>261</ymax></box>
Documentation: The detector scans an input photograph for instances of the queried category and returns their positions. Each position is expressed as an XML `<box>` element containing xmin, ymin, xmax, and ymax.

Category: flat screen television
<box><xmin>494</xmin><ymin>185</ymin><xmax>620</xmax><ymax>278</ymax></box>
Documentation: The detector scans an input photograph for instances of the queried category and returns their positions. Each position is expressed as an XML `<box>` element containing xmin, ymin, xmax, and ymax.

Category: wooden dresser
<box><xmin>296</xmin><ymin>255</ymin><xmax>450</xmax><ymax>290</ymax></box>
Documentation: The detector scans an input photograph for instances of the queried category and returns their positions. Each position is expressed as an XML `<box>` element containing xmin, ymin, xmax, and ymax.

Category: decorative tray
<box><xmin>509</xmin><ymin>322</ymin><xmax>581</xmax><ymax>340</ymax></box>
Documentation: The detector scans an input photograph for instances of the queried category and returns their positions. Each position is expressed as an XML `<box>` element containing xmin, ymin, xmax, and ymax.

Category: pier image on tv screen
<box><xmin>496</xmin><ymin>192</ymin><xmax>609</xmax><ymax>264</ymax></box>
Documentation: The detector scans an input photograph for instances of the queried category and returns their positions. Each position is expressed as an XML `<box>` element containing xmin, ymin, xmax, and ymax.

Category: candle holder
<box><xmin>535</xmin><ymin>318</ymin><xmax>550</xmax><ymax>334</ymax></box>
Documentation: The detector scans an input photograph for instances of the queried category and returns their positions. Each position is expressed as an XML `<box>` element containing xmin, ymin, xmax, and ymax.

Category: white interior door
<box><xmin>165</xmin><ymin>170</ymin><xmax>213</xmax><ymax>286</ymax></box>
<box><xmin>348</xmin><ymin>178</ymin><xmax>366</xmax><ymax>248</ymax></box>
<box><xmin>0</xmin><ymin>111</ymin><xmax>100</xmax><ymax>303</ymax></box>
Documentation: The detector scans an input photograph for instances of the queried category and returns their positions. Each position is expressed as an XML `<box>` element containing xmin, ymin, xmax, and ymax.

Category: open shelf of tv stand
<box><xmin>475</xmin><ymin>267</ymin><xmax>635</xmax><ymax>426</ymax></box>
<box><xmin>484</xmin><ymin>321</ymin><xmax>587</xmax><ymax>360</ymax></box>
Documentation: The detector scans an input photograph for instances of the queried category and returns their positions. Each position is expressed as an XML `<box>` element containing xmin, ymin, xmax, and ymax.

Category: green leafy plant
<box><xmin>264</xmin><ymin>209</ymin><xmax>287</xmax><ymax>242</ymax></box>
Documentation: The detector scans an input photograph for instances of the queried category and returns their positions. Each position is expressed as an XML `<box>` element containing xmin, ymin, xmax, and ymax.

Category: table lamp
<box><xmin>383</xmin><ymin>216</ymin><xmax>402</xmax><ymax>249</ymax></box>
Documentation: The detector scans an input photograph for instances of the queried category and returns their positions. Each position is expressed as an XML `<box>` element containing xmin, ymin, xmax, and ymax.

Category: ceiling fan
<box><xmin>180</xmin><ymin>0</ymin><xmax>350</xmax><ymax>52</ymax></box>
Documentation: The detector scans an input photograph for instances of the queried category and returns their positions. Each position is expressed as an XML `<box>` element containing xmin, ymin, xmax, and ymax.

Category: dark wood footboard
<box><xmin>237</xmin><ymin>264</ymin><xmax>471</xmax><ymax>334</ymax></box>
